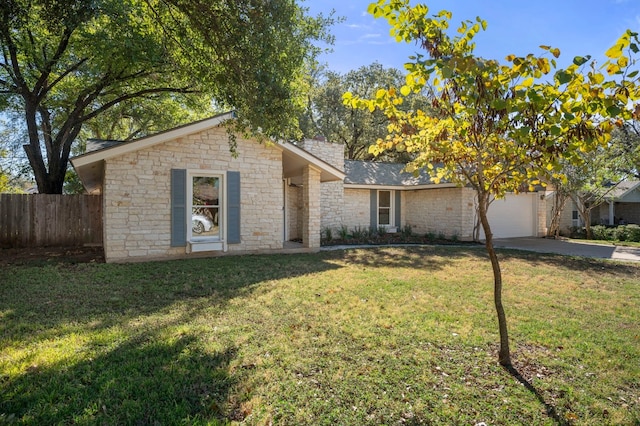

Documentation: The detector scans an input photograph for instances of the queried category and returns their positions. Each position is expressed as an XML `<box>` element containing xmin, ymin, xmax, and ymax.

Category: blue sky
<box><xmin>305</xmin><ymin>0</ymin><xmax>640</xmax><ymax>73</ymax></box>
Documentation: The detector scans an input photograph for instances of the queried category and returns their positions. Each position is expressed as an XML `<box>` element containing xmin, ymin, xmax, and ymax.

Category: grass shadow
<box><xmin>0</xmin><ymin>252</ymin><xmax>341</xmax><ymax>344</ymax></box>
<box><xmin>1</xmin><ymin>333</ymin><xmax>240</xmax><ymax>423</ymax></box>
<box><xmin>504</xmin><ymin>364</ymin><xmax>569</xmax><ymax>426</ymax></box>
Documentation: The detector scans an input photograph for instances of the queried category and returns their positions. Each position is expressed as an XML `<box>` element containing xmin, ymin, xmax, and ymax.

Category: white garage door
<box><xmin>482</xmin><ymin>193</ymin><xmax>537</xmax><ymax>239</ymax></box>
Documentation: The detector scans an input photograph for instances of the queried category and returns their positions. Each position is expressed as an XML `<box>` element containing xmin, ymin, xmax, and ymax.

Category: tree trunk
<box><xmin>547</xmin><ymin>191</ymin><xmax>568</xmax><ymax>238</ymax></box>
<box><xmin>478</xmin><ymin>193</ymin><xmax>511</xmax><ymax>366</ymax></box>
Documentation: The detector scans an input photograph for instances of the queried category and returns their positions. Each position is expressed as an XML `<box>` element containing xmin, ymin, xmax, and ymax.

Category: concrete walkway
<box><xmin>493</xmin><ymin>237</ymin><xmax>640</xmax><ymax>262</ymax></box>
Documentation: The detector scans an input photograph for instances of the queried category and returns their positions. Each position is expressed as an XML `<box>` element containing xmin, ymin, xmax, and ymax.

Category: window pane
<box><xmin>379</xmin><ymin>208</ymin><xmax>390</xmax><ymax>225</ymax></box>
<box><xmin>379</xmin><ymin>191</ymin><xmax>391</xmax><ymax>208</ymax></box>
<box><xmin>192</xmin><ymin>176</ymin><xmax>220</xmax><ymax>240</ymax></box>
<box><xmin>193</xmin><ymin>176</ymin><xmax>219</xmax><ymax>207</ymax></box>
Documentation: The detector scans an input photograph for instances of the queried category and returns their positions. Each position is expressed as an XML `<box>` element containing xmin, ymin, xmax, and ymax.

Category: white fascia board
<box><xmin>276</xmin><ymin>141</ymin><xmax>346</xmax><ymax>181</ymax></box>
<box><xmin>344</xmin><ymin>183</ymin><xmax>458</xmax><ymax>191</ymax></box>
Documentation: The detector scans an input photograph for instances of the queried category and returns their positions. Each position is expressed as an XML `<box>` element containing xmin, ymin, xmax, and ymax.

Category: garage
<box><xmin>482</xmin><ymin>193</ymin><xmax>538</xmax><ymax>239</ymax></box>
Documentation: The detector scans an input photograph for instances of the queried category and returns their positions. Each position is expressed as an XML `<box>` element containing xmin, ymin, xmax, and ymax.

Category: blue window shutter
<box><xmin>171</xmin><ymin>169</ymin><xmax>187</xmax><ymax>247</ymax></box>
<box><xmin>395</xmin><ymin>190</ymin><xmax>401</xmax><ymax>228</ymax></box>
<box><xmin>370</xmin><ymin>189</ymin><xmax>377</xmax><ymax>229</ymax></box>
<box><xmin>227</xmin><ymin>171</ymin><xmax>241</xmax><ymax>244</ymax></box>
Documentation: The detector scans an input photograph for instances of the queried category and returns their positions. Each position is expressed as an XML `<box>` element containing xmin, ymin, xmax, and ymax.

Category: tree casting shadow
<box><xmin>504</xmin><ymin>364</ymin><xmax>569</xmax><ymax>426</ymax></box>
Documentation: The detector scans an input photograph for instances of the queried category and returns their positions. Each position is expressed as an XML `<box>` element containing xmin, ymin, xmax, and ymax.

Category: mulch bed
<box><xmin>0</xmin><ymin>246</ymin><xmax>105</xmax><ymax>266</ymax></box>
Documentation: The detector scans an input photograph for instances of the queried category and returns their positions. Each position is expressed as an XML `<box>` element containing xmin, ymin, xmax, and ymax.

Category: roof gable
<box><xmin>71</xmin><ymin>112</ymin><xmax>344</xmax><ymax>194</ymax></box>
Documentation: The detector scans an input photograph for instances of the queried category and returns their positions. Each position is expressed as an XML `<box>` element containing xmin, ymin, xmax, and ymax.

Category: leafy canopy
<box><xmin>0</xmin><ymin>0</ymin><xmax>333</xmax><ymax>193</ymax></box>
<box><xmin>345</xmin><ymin>0</ymin><xmax>640</xmax><ymax>199</ymax></box>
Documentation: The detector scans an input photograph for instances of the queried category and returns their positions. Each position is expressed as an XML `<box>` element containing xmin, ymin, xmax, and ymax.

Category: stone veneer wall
<box><xmin>103</xmin><ymin>126</ymin><xmax>283</xmax><ymax>262</ymax></box>
<box><xmin>403</xmin><ymin>187</ymin><xmax>474</xmax><ymax>239</ymax></box>
<box><xmin>297</xmin><ymin>139</ymin><xmax>345</xmax><ymax>232</ymax></box>
<box><xmin>302</xmin><ymin>165</ymin><xmax>321</xmax><ymax>248</ymax></box>
<box><xmin>286</xmin><ymin>185</ymin><xmax>302</xmax><ymax>240</ymax></box>
<box><xmin>342</xmin><ymin>188</ymin><xmax>372</xmax><ymax>230</ymax></box>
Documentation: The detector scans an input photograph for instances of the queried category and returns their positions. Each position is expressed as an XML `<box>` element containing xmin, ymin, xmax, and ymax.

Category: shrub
<box><xmin>321</xmin><ymin>227</ymin><xmax>332</xmax><ymax>242</ymax></box>
<box><xmin>377</xmin><ymin>226</ymin><xmax>387</xmax><ymax>237</ymax></box>
<box><xmin>591</xmin><ymin>225</ymin><xmax>613</xmax><ymax>241</ymax></box>
<box><xmin>351</xmin><ymin>226</ymin><xmax>368</xmax><ymax>240</ymax></box>
<box><xmin>401</xmin><ymin>224</ymin><xmax>413</xmax><ymax>238</ymax></box>
<box><xmin>625</xmin><ymin>224</ymin><xmax>640</xmax><ymax>242</ymax></box>
<box><xmin>338</xmin><ymin>225</ymin><xmax>349</xmax><ymax>240</ymax></box>
<box><xmin>569</xmin><ymin>226</ymin><xmax>586</xmax><ymax>239</ymax></box>
<box><xmin>614</xmin><ymin>224</ymin><xmax>640</xmax><ymax>242</ymax></box>
<box><xmin>425</xmin><ymin>231</ymin><xmax>436</xmax><ymax>241</ymax></box>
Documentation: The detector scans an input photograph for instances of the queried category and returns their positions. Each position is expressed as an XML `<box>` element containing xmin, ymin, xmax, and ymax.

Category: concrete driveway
<box><xmin>493</xmin><ymin>237</ymin><xmax>640</xmax><ymax>262</ymax></box>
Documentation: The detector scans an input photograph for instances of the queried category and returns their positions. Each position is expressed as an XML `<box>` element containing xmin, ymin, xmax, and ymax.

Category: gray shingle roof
<box><xmin>607</xmin><ymin>180</ymin><xmax>640</xmax><ymax>200</ymax></box>
<box><xmin>344</xmin><ymin>160</ymin><xmax>434</xmax><ymax>186</ymax></box>
<box><xmin>85</xmin><ymin>139</ymin><xmax>123</xmax><ymax>153</ymax></box>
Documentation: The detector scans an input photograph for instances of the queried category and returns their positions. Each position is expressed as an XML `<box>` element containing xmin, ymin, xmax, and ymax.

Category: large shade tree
<box><xmin>0</xmin><ymin>0</ymin><xmax>332</xmax><ymax>193</ymax></box>
<box><xmin>346</xmin><ymin>0</ymin><xmax>639</xmax><ymax>366</ymax></box>
<box><xmin>300</xmin><ymin>62</ymin><xmax>429</xmax><ymax>161</ymax></box>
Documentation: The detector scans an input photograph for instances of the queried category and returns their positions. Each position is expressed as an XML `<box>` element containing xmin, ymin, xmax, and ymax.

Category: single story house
<box><xmin>595</xmin><ymin>180</ymin><xmax>640</xmax><ymax>225</ymax></box>
<box><xmin>72</xmin><ymin>113</ymin><xmax>547</xmax><ymax>263</ymax></box>
<box><xmin>71</xmin><ymin>112</ymin><xmax>345</xmax><ymax>263</ymax></box>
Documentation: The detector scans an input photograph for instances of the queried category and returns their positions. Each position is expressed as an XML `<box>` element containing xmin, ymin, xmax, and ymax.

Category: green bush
<box><xmin>351</xmin><ymin>226</ymin><xmax>368</xmax><ymax>240</ymax></box>
<box><xmin>591</xmin><ymin>225</ymin><xmax>613</xmax><ymax>241</ymax></box>
<box><xmin>401</xmin><ymin>224</ymin><xmax>413</xmax><ymax>238</ymax></box>
<box><xmin>338</xmin><ymin>225</ymin><xmax>349</xmax><ymax>240</ymax></box>
<box><xmin>626</xmin><ymin>224</ymin><xmax>640</xmax><ymax>242</ymax></box>
<box><xmin>321</xmin><ymin>227</ymin><xmax>332</xmax><ymax>242</ymax></box>
<box><xmin>590</xmin><ymin>225</ymin><xmax>640</xmax><ymax>242</ymax></box>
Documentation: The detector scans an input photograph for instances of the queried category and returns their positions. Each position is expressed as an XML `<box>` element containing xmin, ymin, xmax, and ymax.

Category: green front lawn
<box><xmin>1</xmin><ymin>247</ymin><xmax>638</xmax><ymax>425</ymax></box>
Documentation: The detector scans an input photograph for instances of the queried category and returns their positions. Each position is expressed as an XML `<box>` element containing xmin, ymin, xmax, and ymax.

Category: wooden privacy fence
<box><xmin>0</xmin><ymin>194</ymin><xmax>102</xmax><ymax>248</ymax></box>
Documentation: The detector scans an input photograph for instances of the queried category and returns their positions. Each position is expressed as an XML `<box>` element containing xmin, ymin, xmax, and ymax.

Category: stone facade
<box><xmin>298</xmin><ymin>139</ymin><xmax>345</xmax><ymax>232</ymax></box>
<box><xmin>403</xmin><ymin>187</ymin><xmax>475</xmax><ymax>239</ymax></box>
<box><xmin>302</xmin><ymin>165</ymin><xmax>322</xmax><ymax>248</ymax></box>
<box><xmin>102</xmin><ymin>127</ymin><xmax>284</xmax><ymax>262</ymax></box>
<box><xmin>343</xmin><ymin>188</ymin><xmax>373</xmax><ymax>231</ymax></box>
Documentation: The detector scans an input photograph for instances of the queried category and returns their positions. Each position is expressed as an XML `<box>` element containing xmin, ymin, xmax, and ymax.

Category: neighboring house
<box><xmin>71</xmin><ymin>112</ymin><xmax>345</xmax><ymax>263</ymax></box>
<box><xmin>546</xmin><ymin>180</ymin><xmax>640</xmax><ymax>236</ymax></box>
<box><xmin>71</xmin><ymin>113</ymin><xmax>548</xmax><ymax>263</ymax></box>
<box><xmin>594</xmin><ymin>180</ymin><xmax>640</xmax><ymax>225</ymax></box>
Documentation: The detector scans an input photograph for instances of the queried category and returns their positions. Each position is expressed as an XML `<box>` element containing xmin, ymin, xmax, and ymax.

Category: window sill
<box><xmin>187</xmin><ymin>241</ymin><xmax>224</xmax><ymax>253</ymax></box>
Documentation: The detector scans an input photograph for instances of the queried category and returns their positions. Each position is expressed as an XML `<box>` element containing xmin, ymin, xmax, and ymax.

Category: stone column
<box><xmin>302</xmin><ymin>164</ymin><xmax>321</xmax><ymax>248</ymax></box>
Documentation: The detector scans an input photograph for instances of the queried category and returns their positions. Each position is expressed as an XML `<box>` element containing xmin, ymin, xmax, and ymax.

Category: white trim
<box><xmin>345</xmin><ymin>183</ymin><xmax>458</xmax><ymax>191</ymax></box>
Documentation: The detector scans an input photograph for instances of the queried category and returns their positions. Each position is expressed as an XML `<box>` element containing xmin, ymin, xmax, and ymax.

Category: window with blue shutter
<box><xmin>172</xmin><ymin>169</ymin><xmax>241</xmax><ymax>250</ymax></box>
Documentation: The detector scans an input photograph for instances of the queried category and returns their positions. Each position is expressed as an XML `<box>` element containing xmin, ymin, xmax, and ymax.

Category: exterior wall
<box><xmin>536</xmin><ymin>193</ymin><xmax>547</xmax><ymax>236</ymax></box>
<box><xmin>286</xmin><ymin>184</ymin><xmax>302</xmax><ymax>240</ymax></box>
<box><xmin>403</xmin><ymin>187</ymin><xmax>471</xmax><ymax>239</ymax></box>
<box><xmin>343</xmin><ymin>188</ymin><xmax>371</xmax><ymax>230</ymax></box>
<box><xmin>103</xmin><ymin>127</ymin><xmax>283</xmax><ymax>262</ymax></box>
<box><xmin>302</xmin><ymin>165</ymin><xmax>321</xmax><ymax>248</ymax></box>
<box><xmin>298</xmin><ymin>139</ymin><xmax>345</xmax><ymax>232</ymax></box>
